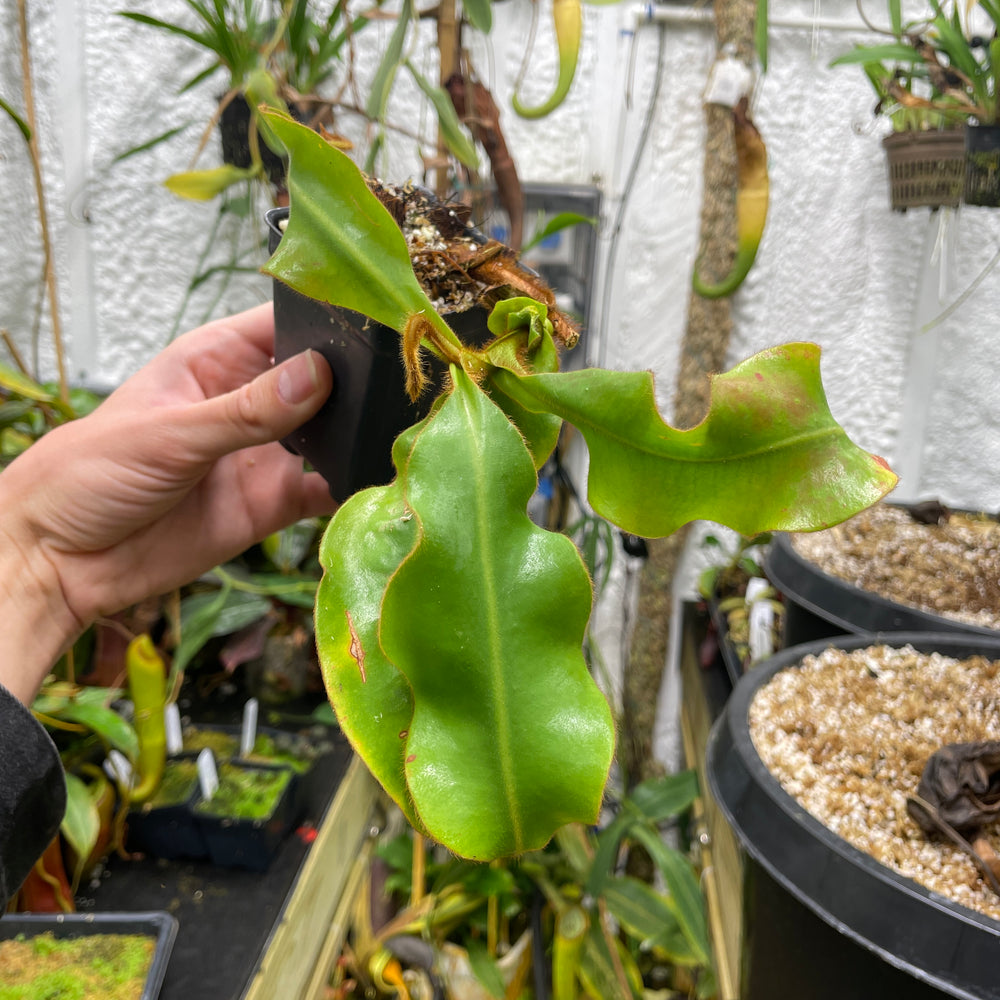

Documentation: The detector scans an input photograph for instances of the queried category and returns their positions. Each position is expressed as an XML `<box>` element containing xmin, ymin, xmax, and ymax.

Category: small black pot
<box><xmin>707</xmin><ymin>595</ymin><xmax>748</xmax><ymax>687</ymax></box>
<box><xmin>707</xmin><ymin>632</ymin><xmax>1000</xmax><ymax>1000</ymax></box>
<box><xmin>965</xmin><ymin>123</ymin><xmax>1000</xmax><ymax>206</ymax></box>
<box><xmin>268</xmin><ymin>204</ymin><xmax>426</xmax><ymax>502</ymax></box>
<box><xmin>766</xmin><ymin>528</ymin><xmax>1000</xmax><ymax>647</ymax></box>
<box><xmin>126</xmin><ymin>754</ymin><xmax>208</xmax><ymax>862</ymax></box>
<box><xmin>220</xmin><ymin>95</ymin><xmax>287</xmax><ymax>185</ymax></box>
<box><xmin>266</xmin><ymin>206</ymin><xmax>496</xmax><ymax>502</ymax></box>
<box><xmin>265</xmin><ymin>200</ymin><xmax>561</xmax><ymax>502</ymax></box>
<box><xmin>194</xmin><ymin>760</ymin><xmax>300</xmax><ymax>872</ymax></box>
<box><xmin>0</xmin><ymin>911</ymin><xmax>178</xmax><ymax>1000</ymax></box>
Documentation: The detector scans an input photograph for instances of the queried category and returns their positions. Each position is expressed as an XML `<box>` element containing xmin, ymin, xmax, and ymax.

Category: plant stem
<box><xmin>210</xmin><ymin>563</ymin><xmax>316</xmax><ymax>597</ymax></box>
<box><xmin>1</xmin><ymin>329</ymin><xmax>29</xmax><ymax>375</ymax></box>
<box><xmin>410</xmin><ymin>833</ymin><xmax>426</xmax><ymax>906</ymax></box>
<box><xmin>16</xmin><ymin>0</ymin><xmax>68</xmax><ymax>402</ymax></box>
<box><xmin>435</xmin><ymin>0</ymin><xmax>458</xmax><ymax>196</ymax></box>
<box><xmin>487</xmin><ymin>860</ymin><xmax>500</xmax><ymax>956</ymax></box>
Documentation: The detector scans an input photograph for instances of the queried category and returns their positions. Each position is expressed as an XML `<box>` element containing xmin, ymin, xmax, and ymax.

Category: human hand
<box><xmin>0</xmin><ymin>303</ymin><xmax>334</xmax><ymax>702</ymax></box>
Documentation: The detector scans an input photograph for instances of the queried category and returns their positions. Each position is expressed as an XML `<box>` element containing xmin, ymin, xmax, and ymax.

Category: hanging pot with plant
<box><xmin>883</xmin><ymin>128</ymin><xmax>966</xmax><ymax>210</ymax></box>
<box><xmin>910</xmin><ymin>0</ymin><xmax>1000</xmax><ymax>205</ymax></box>
<box><xmin>831</xmin><ymin>0</ymin><xmax>1000</xmax><ymax>208</ymax></box>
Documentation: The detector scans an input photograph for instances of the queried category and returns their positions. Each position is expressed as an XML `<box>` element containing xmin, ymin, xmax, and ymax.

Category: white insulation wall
<box><xmin>3</xmin><ymin>0</ymin><xmax>1000</xmax><ymax>510</ymax></box>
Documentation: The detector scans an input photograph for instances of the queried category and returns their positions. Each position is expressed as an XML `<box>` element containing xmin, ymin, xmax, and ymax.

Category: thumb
<box><xmin>179</xmin><ymin>349</ymin><xmax>333</xmax><ymax>461</ymax></box>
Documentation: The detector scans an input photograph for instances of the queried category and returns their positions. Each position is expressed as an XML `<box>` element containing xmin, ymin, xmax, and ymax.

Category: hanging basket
<box><xmin>882</xmin><ymin>129</ymin><xmax>966</xmax><ymax>211</ymax></box>
<box><xmin>964</xmin><ymin>123</ymin><xmax>1000</xmax><ymax>207</ymax></box>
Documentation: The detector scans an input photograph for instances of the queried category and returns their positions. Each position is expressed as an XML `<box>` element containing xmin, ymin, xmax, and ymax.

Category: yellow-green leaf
<box><xmin>164</xmin><ymin>164</ymin><xmax>258</xmax><ymax>201</ymax></box>
<box><xmin>492</xmin><ymin>343</ymin><xmax>897</xmax><ymax>538</ymax></box>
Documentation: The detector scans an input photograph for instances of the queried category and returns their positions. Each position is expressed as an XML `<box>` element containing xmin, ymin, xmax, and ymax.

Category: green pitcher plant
<box><xmin>692</xmin><ymin>97</ymin><xmax>770</xmax><ymax>300</ymax></box>
<box><xmin>260</xmin><ymin>109</ymin><xmax>896</xmax><ymax>861</ymax></box>
<box><xmin>512</xmin><ymin>0</ymin><xmax>583</xmax><ymax>119</ymax></box>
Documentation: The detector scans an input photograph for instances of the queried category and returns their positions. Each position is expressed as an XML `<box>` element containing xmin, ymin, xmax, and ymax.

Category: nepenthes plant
<box><xmin>260</xmin><ymin>108</ymin><xmax>897</xmax><ymax>862</ymax></box>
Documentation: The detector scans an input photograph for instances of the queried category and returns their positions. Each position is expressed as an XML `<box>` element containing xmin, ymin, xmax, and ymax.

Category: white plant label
<box><xmin>165</xmin><ymin>703</ymin><xmax>183</xmax><ymax>756</ymax></box>
<box><xmin>197</xmin><ymin>747</ymin><xmax>219</xmax><ymax>800</ymax></box>
<box><xmin>746</xmin><ymin>576</ymin><xmax>776</xmax><ymax>663</ymax></box>
<box><xmin>241</xmin><ymin>698</ymin><xmax>259</xmax><ymax>758</ymax></box>
<box><xmin>105</xmin><ymin>749</ymin><xmax>132</xmax><ymax>789</ymax></box>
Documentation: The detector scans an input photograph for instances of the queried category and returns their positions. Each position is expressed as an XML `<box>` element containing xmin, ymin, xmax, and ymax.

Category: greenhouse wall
<box><xmin>2</xmin><ymin>0</ymin><xmax>1000</xmax><ymax>509</ymax></box>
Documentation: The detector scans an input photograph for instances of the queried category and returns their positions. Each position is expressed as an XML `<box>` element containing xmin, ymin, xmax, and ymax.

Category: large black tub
<box><xmin>766</xmin><ymin>528</ymin><xmax>1000</xmax><ymax>646</ymax></box>
<box><xmin>706</xmin><ymin>632</ymin><xmax>1000</xmax><ymax>1000</ymax></box>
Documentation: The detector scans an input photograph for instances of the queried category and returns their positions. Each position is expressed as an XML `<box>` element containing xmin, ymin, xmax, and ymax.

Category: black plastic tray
<box><xmin>0</xmin><ymin>910</ymin><xmax>178</xmax><ymax>1000</ymax></box>
<box><xmin>82</xmin><ymin>733</ymin><xmax>353</xmax><ymax>1000</ymax></box>
<box><xmin>707</xmin><ymin>631</ymin><xmax>1000</xmax><ymax>1000</ymax></box>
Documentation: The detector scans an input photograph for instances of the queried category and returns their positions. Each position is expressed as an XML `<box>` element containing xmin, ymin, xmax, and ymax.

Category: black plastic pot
<box><xmin>0</xmin><ymin>910</ymin><xmax>178</xmax><ymax>1000</ymax></box>
<box><xmin>267</xmin><ymin>204</ymin><xmax>429</xmax><ymax>501</ymax></box>
<box><xmin>965</xmin><ymin>123</ymin><xmax>1000</xmax><ymax>207</ymax></box>
<box><xmin>767</xmin><ymin>529</ymin><xmax>1000</xmax><ymax>647</ymax></box>
<box><xmin>266</xmin><ymin>207</ymin><xmax>479</xmax><ymax>502</ymax></box>
<box><xmin>220</xmin><ymin>95</ymin><xmax>287</xmax><ymax>185</ymax></box>
<box><xmin>707</xmin><ymin>595</ymin><xmax>746</xmax><ymax>687</ymax></box>
<box><xmin>127</xmin><ymin>755</ymin><xmax>208</xmax><ymax>862</ymax></box>
<box><xmin>266</xmin><ymin>204</ymin><xmax>539</xmax><ymax>502</ymax></box>
<box><xmin>707</xmin><ymin>632</ymin><xmax>1000</xmax><ymax>1000</ymax></box>
<box><xmin>194</xmin><ymin>760</ymin><xmax>300</xmax><ymax>872</ymax></box>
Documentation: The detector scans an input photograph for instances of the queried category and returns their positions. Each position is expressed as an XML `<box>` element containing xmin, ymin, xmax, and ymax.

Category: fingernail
<box><xmin>277</xmin><ymin>351</ymin><xmax>320</xmax><ymax>405</ymax></box>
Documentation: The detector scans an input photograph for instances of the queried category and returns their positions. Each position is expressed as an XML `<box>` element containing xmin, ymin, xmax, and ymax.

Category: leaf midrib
<box><xmin>496</xmin><ymin>370</ymin><xmax>847</xmax><ymax>466</ymax></box>
<box><xmin>465</xmin><ymin>388</ymin><xmax>524</xmax><ymax>853</ymax></box>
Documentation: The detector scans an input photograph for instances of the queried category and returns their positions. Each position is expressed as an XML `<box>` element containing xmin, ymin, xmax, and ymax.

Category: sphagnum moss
<box><xmin>0</xmin><ymin>932</ymin><xmax>154</xmax><ymax>1000</ymax></box>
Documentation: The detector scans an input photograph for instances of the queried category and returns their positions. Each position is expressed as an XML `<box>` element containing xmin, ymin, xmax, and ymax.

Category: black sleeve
<box><xmin>0</xmin><ymin>683</ymin><xmax>66</xmax><ymax>907</ymax></box>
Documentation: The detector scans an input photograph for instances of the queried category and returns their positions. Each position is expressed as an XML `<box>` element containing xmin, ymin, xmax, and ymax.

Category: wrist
<box><xmin>0</xmin><ymin>509</ymin><xmax>83</xmax><ymax>706</ymax></box>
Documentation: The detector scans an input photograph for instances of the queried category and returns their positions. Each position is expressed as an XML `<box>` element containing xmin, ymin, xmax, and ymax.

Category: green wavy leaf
<box><xmin>261</xmin><ymin>110</ymin><xmax>455</xmax><ymax>348</ymax></box>
<box><xmin>492</xmin><ymin>342</ymin><xmax>897</xmax><ymax>537</ymax></box>
<box><xmin>379</xmin><ymin>368</ymin><xmax>614</xmax><ymax>859</ymax></box>
<box><xmin>315</xmin><ymin>426</ymin><xmax>424</xmax><ymax>831</ymax></box>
